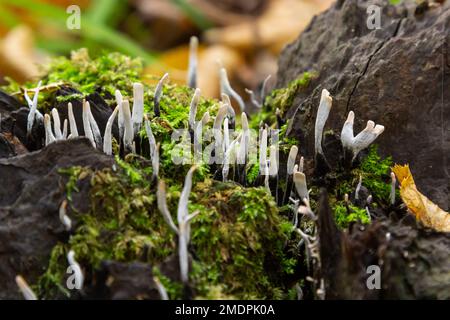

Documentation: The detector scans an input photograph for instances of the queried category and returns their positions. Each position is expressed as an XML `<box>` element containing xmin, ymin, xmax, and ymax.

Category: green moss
<box><xmin>264</xmin><ymin>71</ymin><xmax>317</xmax><ymax>116</ymax></box>
<box><xmin>334</xmin><ymin>203</ymin><xmax>370</xmax><ymax>229</ymax></box>
<box><xmin>358</xmin><ymin>145</ymin><xmax>396</xmax><ymax>202</ymax></box>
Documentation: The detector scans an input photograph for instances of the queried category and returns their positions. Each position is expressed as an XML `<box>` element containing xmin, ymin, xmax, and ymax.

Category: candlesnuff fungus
<box><xmin>144</xmin><ymin>114</ymin><xmax>157</xmax><ymax>161</ymax></box>
<box><xmin>222</xmin><ymin>137</ymin><xmax>239</xmax><ymax>182</ymax></box>
<box><xmin>219</xmin><ymin>67</ymin><xmax>245</xmax><ymax>112</ymax></box>
<box><xmin>237</xmin><ymin>112</ymin><xmax>249</xmax><ymax>165</ymax></box>
<box><xmin>15</xmin><ymin>275</ymin><xmax>37</xmax><ymax>300</ymax></box>
<box><xmin>223</xmin><ymin>118</ymin><xmax>230</xmax><ymax>155</ymax></box>
<box><xmin>153</xmin><ymin>276</ymin><xmax>169</xmax><ymax>300</ymax></box>
<box><xmin>25</xmin><ymin>80</ymin><xmax>42</xmax><ymax>138</ymax></box>
<box><xmin>194</xmin><ymin>112</ymin><xmax>210</xmax><ymax>163</ymax></box>
<box><xmin>187</xmin><ymin>36</ymin><xmax>198</xmax><ymax>89</ymax></box>
<box><xmin>67</xmin><ymin>250</ymin><xmax>84</xmax><ymax>290</ymax></box>
<box><xmin>121</xmin><ymin>100</ymin><xmax>134</xmax><ymax>153</ymax></box>
<box><xmin>152</xmin><ymin>143</ymin><xmax>160</xmax><ymax>179</ymax></box>
<box><xmin>299</xmin><ymin>156</ymin><xmax>304</xmax><ymax>173</ymax></box>
<box><xmin>314</xmin><ymin>89</ymin><xmax>332</xmax><ymax>160</ymax></box>
<box><xmin>245</xmin><ymin>88</ymin><xmax>261</xmax><ymax>109</ymax></box>
<box><xmin>340</xmin><ymin>111</ymin><xmax>385</xmax><ymax>163</ymax></box>
<box><xmin>87</xmin><ymin>101</ymin><xmax>102</xmax><ymax>147</ymax></box>
<box><xmin>260</xmin><ymin>74</ymin><xmax>272</xmax><ymax>104</ymax></box>
<box><xmin>115</xmin><ymin>89</ymin><xmax>124</xmax><ymax>140</ymax></box>
<box><xmin>154</xmin><ymin>73</ymin><xmax>169</xmax><ymax>117</ymax></box>
<box><xmin>390</xmin><ymin>171</ymin><xmax>396</xmax><ymax>205</ymax></box>
<box><xmin>131</xmin><ymin>82</ymin><xmax>144</xmax><ymax>136</ymax></box>
<box><xmin>62</xmin><ymin>119</ymin><xmax>68</xmax><ymax>140</ymax></box>
<box><xmin>103</xmin><ymin>106</ymin><xmax>119</xmax><ymax>156</ymax></box>
<box><xmin>294</xmin><ymin>171</ymin><xmax>309</xmax><ymax>204</ymax></box>
<box><xmin>188</xmin><ymin>88</ymin><xmax>201</xmax><ymax>132</ymax></box>
<box><xmin>268</xmin><ymin>144</ymin><xmax>279</xmax><ymax>201</ymax></box>
<box><xmin>290</xmin><ymin>197</ymin><xmax>300</xmax><ymax>227</ymax></box>
<box><xmin>157</xmin><ymin>166</ymin><xmax>199</xmax><ymax>284</ymax></box>
<box><xmin>259</xmin><ymin>128</ymin><xmax>268</xmax><ymax>176</ymax></box>
<box><xmin>59</xmin><ymin>199</ymin><xmax>72</xmax><ymax>231</ymax></box>
<box><xmin>51</xmin><ymin>108</ymin><xmax>63</xmax><ymax>140</ymax></box>
<box><xmin>355</xmin><ymin>175</ymin><xmax>362</xmax><ymax>200</ymax></box>
<box><xmin>221</xmin><ymin>93</ymin><xmax>236</xmax><ymax>128</ymax></box>
<box><xmin>284</xmin><ymin>145</ymin><xmax>298</xmax><ymax>204</ymax></box>
<box><xmin>82</xmin><ymin>100</ymin><xmax>95</xmax><ymax>147</ymax></box>
<box><xmin>44</xmin><ymin>114</ymin><xmax>56</xmax><ymax>146</ymax></box>
<box><xmin>67</xmin><ymin>103</ymin><xmax>78</xmax><ymax>139</ymax></box>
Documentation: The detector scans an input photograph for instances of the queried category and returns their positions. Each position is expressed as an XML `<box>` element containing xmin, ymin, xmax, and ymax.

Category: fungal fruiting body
<box><xmin>154</xmin><ymin>73</ymin><xmax>169</xmax><ymax>117</ymax></box>
<box><xmin>131</xmin><ymin>82</ymin><xmax>144</xmax><ymax>136</ymax></box>
<box><xmin>121</xmin><ymin>100</ymin><xmax>134</xmax><ymax>153</ymax></box>
<box><xmin>341</xmin><ymin>111</ymin><xmax>385</xmax><ymax>163</ymax></box>
<box><xmin>103</xmin><ymin>106</ymin><xmax>119</xmax><ymax>156</ymax></box>
<box><xmin>82</xmin><ymin>100</ymin><xmax>95</xmax><ymax>147</ymax></box>
<box><xmin>15</xmin><ymin>275</ymin><xmax>37</xmax><ymax>300</ymax></box>
<box><xmin>189</xmin><ymin>88</ymin><xmax>201</xmax><ymax>132</ymax></box>
<box><xmin>219</xmin><ymin>67</ymin><xmax>245</xmax><ymax>112</ymax></box>
<box><xmin>44</xmin><ymin>114</ymin><xmax>56</xmax><ymax>146</ymax></box>
<box><xmin>187</xmin><ymin>36</ymin><xmax>198</xmax><ymax>88</ymax></box>
<box><xmin>314</xmin><ymin>89</ymin><xmax>332</xmax><ymax>157</ymax></box>
<box><xmin>68</xmin><ymin>102</ymin><xmax>78</xmax><ymax>138</ymax></box>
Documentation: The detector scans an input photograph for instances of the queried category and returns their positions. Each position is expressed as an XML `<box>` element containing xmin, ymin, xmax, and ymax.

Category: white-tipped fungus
<box><xmin>87</xmin><ymin>102</ymin><xmax>102</xmax><ymax>147</ymax></box>
<box><xmin>122</xmin><ymin>100</ymin><xmax>134</xmax><ymax>152</ymax></box>
<box><xmin>15</xmin><ymin>275</ymin><xmax>37</xmax><ymax>300</ymax></box>
<box><xmin>68</xmin><ymin>102</ymin><xmax>78</xmax><ymax>138</ymax></box>
<box><xmin>59</xmin><ymin>199</ymin><xmax>72</xmax><ymax>231</ymax></box>
<box><xmin>187</xmin><ymin>36</ymin><xmax>198</xmax><ymax>88</ymax></box>
<box><xmin>390</xmin><ymin>171</ymin><xmax>396</xmax><ymax>205</ymax></box>
<box><xmin>131</xmin><ymin>82</ymin><xmax>144</xmax><ymax>136</ymax></box>
<box><xmin>115</xmin><ymin>89</ymin><xmax>124</xmax><ymax>140</ymax></box>
<box><xmin>314</xmin><ymin>89</ymin><xmax>332</xmax><ymax>157</ymax></box>
<box><xmin>103</xmin><ymin>106</ymin><xmax>119</xmax><ymax>156</ymax></box>
<box><xmin>154</xmin><ymin>73</ymin><xmax>169</xmax><ymax>117</ymax></box>
<box><xmin>287</xmin><ymin>145</ymin><xmax>299</xmax><ymax>175</ymax></box>
<box><xmin>51</xmin><ymin>108</ymin><xmax>63</xmax><ymax>140</ymax></box>
<box><xmin>82</xmin><ymin>100</ymin><xmax>95</xmax><ymax>147</ymax></box>
<box><xmin>189</xmin><ymin>88</ymin><xmax>201</xmax><ymax>132</ymax></box>
<box><xmin>26</xmin><ymin>81</ymin><xmax>42</xmax><ymax>137</ymax></box>
<box><xmin>294</xmin><ymin>171</ymin><xmax>309</xmax><ymax>203</ymax></box>
<box><xmin>153</xmin><ymin>276</ymin><xmax>169</xmax><ymax>300</ymax></box>
<box><xmin>341</xmin><ymin>111</ymin><xmax>385</xmax><ymax>162</ymax></box>
<box><xmin>219</xmin><ymin>67</ymin><xmax>245</xmax><ymax>112</ymax></box>
<box><xmin>157</xmin><ymin>180</ymin><xmax>179</xmax><ymax>235</ymax></box>
<box><xmin>44</xmin><ymin>114</ymin><xmax>55</xmax><ymax>146</ymax></box>
<box><xmin>355</xmin><ymin>175</ymin><xmax>362</xmax><ymax>200</ymax></box>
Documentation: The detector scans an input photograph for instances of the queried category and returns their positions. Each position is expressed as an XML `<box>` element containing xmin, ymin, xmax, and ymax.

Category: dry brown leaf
<box><xmin>393</xmin><ymin>164</ymin><xmax>450</xmax><ymax>232</ymax></box>
<box><xmin>0</xmin><ymin>26</ymin><xmax>41</xmax><ymax>82</ymax></box>
<box><xmin>203</xmin><ymin>0</ymin><xmax>333</xmax><ymax>54</ymax></box>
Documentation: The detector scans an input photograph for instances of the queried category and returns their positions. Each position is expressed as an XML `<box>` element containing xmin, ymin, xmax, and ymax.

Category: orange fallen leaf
<box><xmin>392</xmin><ymin>164</ymin><xmax>450</xmax><ymax>232</ymax></box>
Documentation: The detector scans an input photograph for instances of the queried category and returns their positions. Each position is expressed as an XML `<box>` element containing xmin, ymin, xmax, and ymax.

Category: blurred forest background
<box><xmin>0</xmin><ymin>0</ymin><xmax>333</xmax><ymax>98</ymax></box>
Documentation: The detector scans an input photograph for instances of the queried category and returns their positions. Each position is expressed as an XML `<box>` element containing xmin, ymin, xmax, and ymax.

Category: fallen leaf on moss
<box><xmin>393</xmin><ymin>164</ymin><xmax>450</xmax><ymax>232</ymax></box>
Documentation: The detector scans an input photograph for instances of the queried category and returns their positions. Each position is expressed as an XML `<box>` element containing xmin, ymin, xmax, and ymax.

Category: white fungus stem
<box><xmin>51</xmin><ymin>108</ymin><xmax>63</xmax><ymax>140</ymax></box>
<box><xmin>189</xmin><ymin>88</ymin><xmax>201</xmax><ymax>132</ymax></box>
<box><xmin>294</xmin><ymin>172</ymin><xmax>309</xmax><ymax>203</ymax></box>
<box><xmin>115</xmin><ymin>90</ymin><xmax>124</xmax><ymax>140</ymax></box>
<box><xmin>390</xmin><ymin>172</ymin><xmax>396</xmax><ymax>205</ymax></box>
<box><xmin>153</xmin><ymin>276</ymin><xmax>169</xmax><ymax>300</ymax></box>
<box><xmin>103</xmin><ymin>106</ymin><xmax>119</xmax><ymax>156</ymax></box>
<box><xmin>355</xmin><ymin>175</ymin><xmax>362</xmax><ymax>200</ymax></box>
<box><xmin>15</xmin><ymin>275</ymin><xmax>37</xmax><ymax>300</ymax></box>
<box><xmin>44</xmin><ymin>114</ymin><xmax>55</xmax><ymax>146</ymax></box>
<box><xmin>82</xmin><ymin>100</ymin><xmax>95</xmax><ymax>147</ymax></box>
<box><xmin>122</xmin><ymin>100</ymin><xmax>134</xmax><ymax>152</ymax></box>
<box><xmin>219</xmin><ymin>67</ymin><xmax>245</xmax><ymax>112</ymax></box>
<box><xmin>154</xmin><ymin>73</ymin><xmax>169</xmax><ymax>117</ymax></box>
<box><xmin>187</xmin><ymin>36</ymin><xmax>198</xmax><ymax>88</ymax></box>
<box><xmin>314</xmin><ymin>89</ymin><xmax>332</xmax><ymax>157</ymax></box>
<box><xmin>59</xmin><ymin>199</ymin><xmax>72</xmax><ymax>231</ymax></box>
<box><xmin>68</xmin><ymin>102</ymin><xmax>78</xmax><ymax>138</ymax></box>
<box><xmin>157</xmin><ymin>180</ymin><xmax>179</xmax><ymax>235</ymax></box>
<box><xmin>131</xmin><ymin>82</ymin><xmax>144</xmax><ymax>136</ymax></box>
